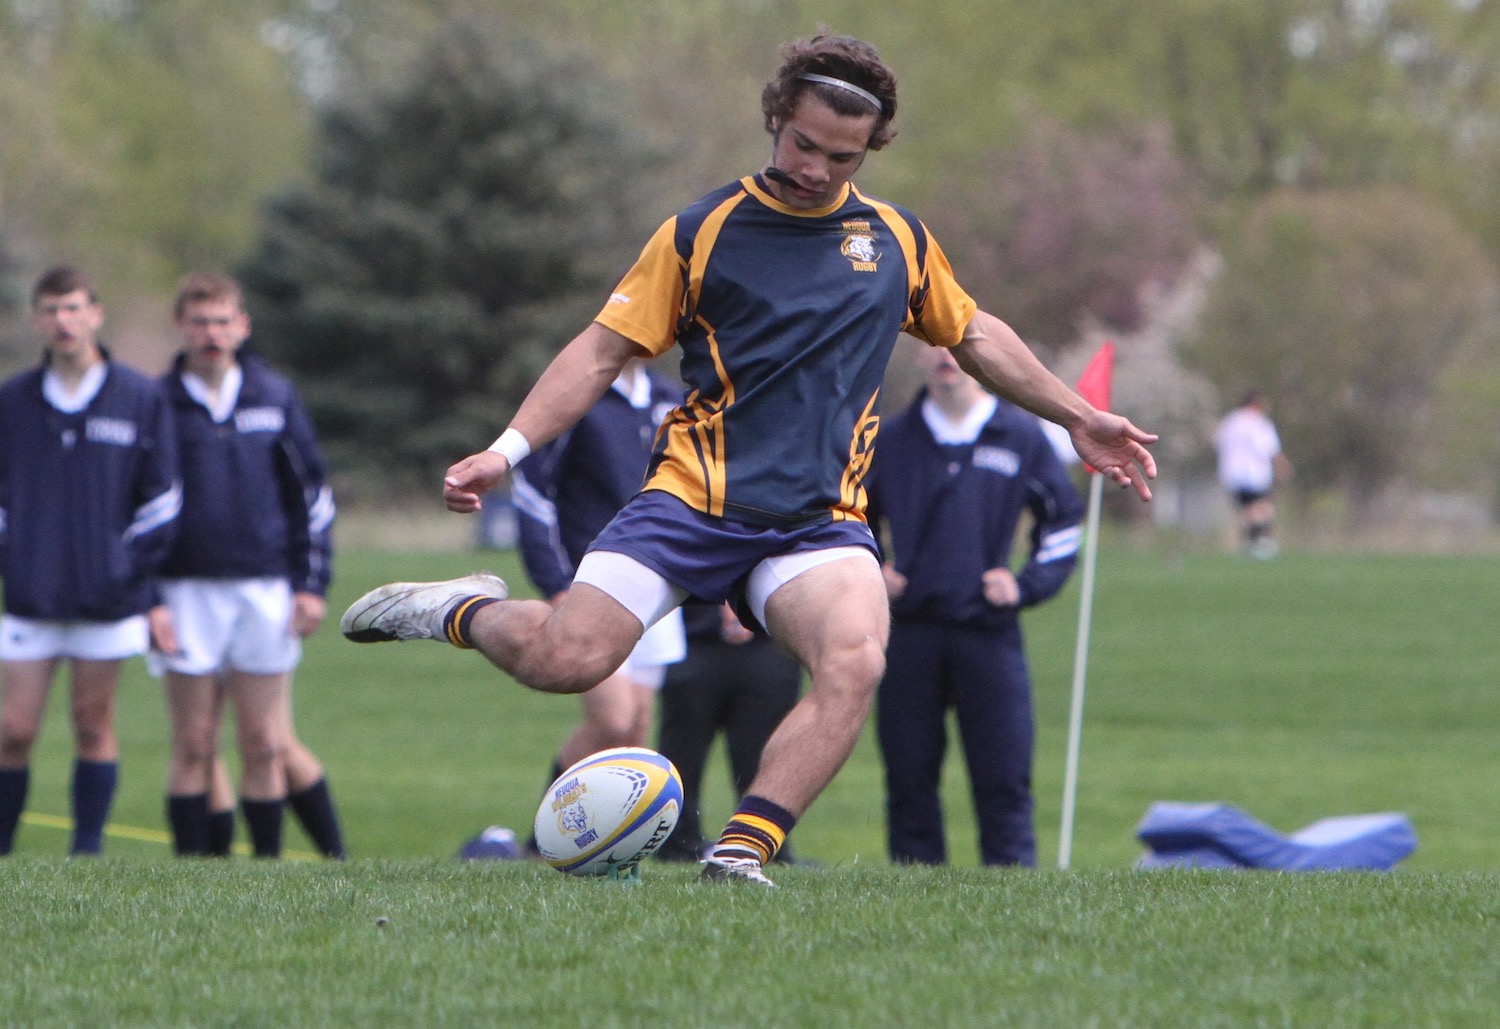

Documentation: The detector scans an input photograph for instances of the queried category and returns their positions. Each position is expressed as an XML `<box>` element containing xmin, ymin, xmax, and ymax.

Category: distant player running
<box><xmin>343</xmin><ymin>33</ymin><xmax>1156</xmax><ymax>886</ymax></box>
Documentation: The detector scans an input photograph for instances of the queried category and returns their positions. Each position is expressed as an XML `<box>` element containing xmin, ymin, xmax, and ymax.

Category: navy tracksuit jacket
<box><xmin>159</xmin><ymin>352</ymin><xmax>333</xmax><ymax>595</ymax></box>
<box><xmin>0</xmin><ymin>357</ymin><xmax>180</xmax><ymax>621</ymax></box>
<box><xmin>864</xmin><ymin>388</ymin><xmax>1084</xmax><ymax>866</ymax></box>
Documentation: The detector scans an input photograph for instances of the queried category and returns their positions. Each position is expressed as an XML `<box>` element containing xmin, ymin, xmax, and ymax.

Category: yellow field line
<box><xmin>20</xmin><ymin>811</ymin><xmax>321</xmax><ymax>861</ymax></box>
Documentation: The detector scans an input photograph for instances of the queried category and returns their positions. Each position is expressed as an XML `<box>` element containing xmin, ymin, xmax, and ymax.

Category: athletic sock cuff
<box><xmin>444</xmin><ymin>595</ymin><xmax>503</xmax><ymax>649</ymax></box>
<box><xmin>715</xmin><ymin>795</ymin><xmax>797</xmax><ymax>865</ymax></box>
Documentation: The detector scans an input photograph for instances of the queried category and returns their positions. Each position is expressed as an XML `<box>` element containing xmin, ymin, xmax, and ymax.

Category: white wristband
<box><xmin>487</xmin><ymin>427</ymin><xmax>532</xmax><ymax>467</ymax></box>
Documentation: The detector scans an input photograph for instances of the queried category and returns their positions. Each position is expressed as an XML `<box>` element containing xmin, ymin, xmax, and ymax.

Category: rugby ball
<box><xmin>532</xmin><ymin>747</ymin><xmax>683</xmax><ymax>876</ymax></box>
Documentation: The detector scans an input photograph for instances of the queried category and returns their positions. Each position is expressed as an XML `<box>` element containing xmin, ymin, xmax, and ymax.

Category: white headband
<box><xmin>797</xmin><ymin>73</ymin><xmax>883</xmax><ymax>114</ymax></box>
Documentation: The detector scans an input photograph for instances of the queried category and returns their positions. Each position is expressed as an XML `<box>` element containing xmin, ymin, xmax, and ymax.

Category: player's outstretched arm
<box><xmin>443</xmin><ymin>323</ymin><xmax>649</xmax><ymax>514</ymax></box>
<box><xmin>951</xmin><ymin>310</ymin><xmax>1157</xmax><ymax>501</ymax></box>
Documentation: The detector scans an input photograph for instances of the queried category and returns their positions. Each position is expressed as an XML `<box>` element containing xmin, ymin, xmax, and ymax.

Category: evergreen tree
<box><xmin>237</xmin><ymin>17</ymin><xmax>663</xmax><ymax>494</ymax></box>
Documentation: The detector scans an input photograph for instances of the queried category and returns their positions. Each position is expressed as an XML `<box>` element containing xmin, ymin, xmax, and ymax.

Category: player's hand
<box><xmin>1069</xmin><ymin>410</ymin><xmax>1158</xmax><ymax>501</ymax></box>
<box><xmin>291</xmin><ymin>592</ymin><xmax>326</xmax><ymax>637</ymax></box>
<box><xmin>443</xmin><ymin>451</ymin><xmax>511</xmax><ymax>513</ymax></box>
<box><xmin>982</xmin><ymin>567</ymin><xmax>1020</xmax><ymax>608</ymax></box>
<box><xmin>148</xmin><ymin>604</ymin><xmax>181</xmax><ymax>656</ymax></box>
<box><xmin>719</xmin><ymin>603</ymin><xmax>754</xmax><ymax>644</ymax></box>
<box><xmin>881</xmin><ymin>563</ymin><xmax>908</xmax><ymax>599</ymax></box>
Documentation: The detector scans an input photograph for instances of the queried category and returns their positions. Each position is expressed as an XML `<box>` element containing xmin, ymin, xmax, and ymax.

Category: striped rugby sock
<box><xmin>710</xmin><ymin>795</ymin><xmax>796</xmax><ymax>866</ymax></box>
<box><xmin>443</xmin><ymin>596</ymin><xmax>504</xmax><ymax>649</ymax></box>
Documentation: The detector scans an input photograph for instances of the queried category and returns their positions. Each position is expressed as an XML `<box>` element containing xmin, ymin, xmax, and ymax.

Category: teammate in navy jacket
<box><xmin>510</xmin><ymin>360</ymin><xmax>684</xmax><ymax>832</ymax></box>
<box><xmin>865</xmin><ymin>344</ymin><xmax>1084</xmax><ymax>866</ymax></box>
<box><xmin>0</xmin><ymin>266</ymin><xmax>181</xmax><ymax>856</ymax></box>
<box><xmin>150</xmin><ymin>272</ymin><xmax>342</xmax><ymax>859</ymax></box>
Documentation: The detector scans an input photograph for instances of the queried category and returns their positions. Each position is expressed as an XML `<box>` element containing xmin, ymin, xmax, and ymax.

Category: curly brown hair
<box><xmin>761</xmin><ymin>33</ymin><xmax>898</xmax><ymax>151</ymax></box>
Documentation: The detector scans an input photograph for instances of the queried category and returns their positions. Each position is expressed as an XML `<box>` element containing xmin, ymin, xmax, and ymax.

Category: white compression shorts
<box><xmin>573</xmin><ymin>545</ymin><xmax>877</xmax><ymax>639</ymax></box>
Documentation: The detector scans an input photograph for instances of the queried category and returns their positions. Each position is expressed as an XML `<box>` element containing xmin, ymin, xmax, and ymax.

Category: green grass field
<box><xmin>5</xmin><ymin>540</ymin><xmax>1500</xmax><ymax>1025</ymax></box>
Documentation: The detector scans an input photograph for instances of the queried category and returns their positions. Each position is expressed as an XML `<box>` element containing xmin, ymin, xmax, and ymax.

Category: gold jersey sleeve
<box><xmin>906</xmin><ymin>229</ymin><xmax>978</xmax><ymax>349</ymax></box>
<box><xmin>593</xmin><ymin>217</ymin><xmax>683</xmax><ymax>356</ymax></box>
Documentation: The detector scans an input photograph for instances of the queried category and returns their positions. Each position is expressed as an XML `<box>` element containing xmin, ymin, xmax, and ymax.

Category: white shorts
<box><xmin>574</xmin><ymin>545</ymin><xmax>877</xmax><ymax>634</ymax></box>
<box><xmin>0</xmin><ymin>614</ymin><xmax>150</xmax><ymax>661</ymax></box>
<box><xmin>618</xmin><ymin>608</ymin><xmax>685</xmax><ymax>690</ymax></box>
<box><xmin>148</xmin><ymin>578</ymin><xmax>301</xmax><ymax>677</ymax></box>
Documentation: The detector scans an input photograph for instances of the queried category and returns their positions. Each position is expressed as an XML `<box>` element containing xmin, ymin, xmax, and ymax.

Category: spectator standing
<box><xmin>0</xmin><ymin>265</ymin><xmax>180</xmax><ymax>856</ymax></box>
<box><xmin>149</xmin><ymin>272</ymin><xmax>342</xmax><ymax>859</ymax></box>
<box><xmin>865</xmin><ymin>345</ymin><xmax>1084</xmax><ymax>866</ymax></box>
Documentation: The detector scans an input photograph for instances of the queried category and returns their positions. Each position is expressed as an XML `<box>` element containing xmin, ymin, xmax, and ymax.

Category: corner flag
<box><xmin>1058</xmin><ymin>341</ymin><xmax>1115</xmax><ymax>870</ymax></box>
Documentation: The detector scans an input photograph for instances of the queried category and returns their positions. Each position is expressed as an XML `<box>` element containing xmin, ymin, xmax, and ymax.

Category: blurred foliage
<box><xmin>0</xmin><ymin>0</ymin><xmax>310</xmax><ymax>291</ymax></box>
<box><xmin>1184</xmin><ymin>187</ymin><xmax>1500</xmax><ymax>521</ymax></box>
<box><xmin>235</xmin><ymin>15</ymin><xmax>662</xmax><ymax>496</ymax></box>
<box><xmin>927</xmin><ymin>118</ymin><xmax>1207</xmax><ymax>350</ymax></box>
<box><xmin>2</xmin><ymin>0</ymin><xmax>1499</xmax><ymax>520</ymax></box>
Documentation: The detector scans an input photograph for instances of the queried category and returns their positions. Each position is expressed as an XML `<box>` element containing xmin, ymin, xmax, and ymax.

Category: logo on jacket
<box><xmin>235</xmin><ymin>407</ymin><xmax>285</xmax><ymax>434</ymax></box>
<box><xmin>974</xmin><ymin>445</ymin><xmax>1020</xmax><ymax>476</ymax></box>
<box><xmin>85</xmin><ymin>417</ymin><xmax>137</xmax><ymax>447</ymax></box>
<box><xmin>840</xmin><ymin>220</ymin><xmax>881</xmax><ymax>272</ymax></box>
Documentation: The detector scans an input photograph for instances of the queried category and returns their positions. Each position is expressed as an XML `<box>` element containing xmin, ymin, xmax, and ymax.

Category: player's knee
<box><xmin>590</xmin><ymin>705</ymin><xmax>645</xmax><ymax>746</ymax></box>
<box><xmin>0</xmin><ymin>715</ymin><xmax>40</xmax><ymax>760</ymax></box>
<box><xmin>813</xmin><ymin>635</ymin><xmax>885</xmax><ymax>699</ymax></box>
<box><xmin>236</xmin><ymin>727</ymin><xmax>285</xmax><ymax>768</ymax></box>
<box><xmin>72</xmin><ymin>722</ymin><xmax>114</xmax><ymax>756</ymax></box>
<box><xmin>173</xmin><ymin>733</ymin><xmax>217</xmax><ymax>769</ymax></box>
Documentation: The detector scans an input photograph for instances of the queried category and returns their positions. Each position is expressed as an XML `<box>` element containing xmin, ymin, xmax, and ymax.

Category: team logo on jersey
<box><xmin>840</xmin><ymin>220</ymin><xmax>881</xmax><ymax>272</ymax></box>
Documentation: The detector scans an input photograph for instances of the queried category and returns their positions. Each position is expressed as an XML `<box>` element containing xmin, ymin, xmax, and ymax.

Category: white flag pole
<box><xmin>1058</xmin><ymin>469</ymin><xmax>1105</xmax><ymax>870</ymax></box>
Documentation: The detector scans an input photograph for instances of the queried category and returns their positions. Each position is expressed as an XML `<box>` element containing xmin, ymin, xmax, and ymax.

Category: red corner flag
<box><xmin>1074</xmin><ymin>341</ymin><xmax>1115</xmax><ymax>474</ymax></box>
<box><xmin>1075</xmin><ymin>340</ymin><xmax>1114</xmax><ymax>411</ymax></box>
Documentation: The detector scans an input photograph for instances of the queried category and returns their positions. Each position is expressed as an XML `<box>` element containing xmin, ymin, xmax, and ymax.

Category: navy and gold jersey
<box><xmin>595</xmin><ymin>174</ymin><xmax>976</xmax><ymax>527</ymax></box>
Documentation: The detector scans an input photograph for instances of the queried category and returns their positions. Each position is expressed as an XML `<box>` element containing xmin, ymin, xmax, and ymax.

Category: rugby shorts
<box><xmin>148</xmin><ymin>577</ymin><xmax>301</xmax><ymax>677</ymax></box>
<box><xmin>575</xmin><ymin>489</ymin><xmax>879</xmax><ymax>633</ymax></box>
<box><xmin>0</xmin><ymin>613</ymin><xmax>149</xmax><ymax>661</ymax></box>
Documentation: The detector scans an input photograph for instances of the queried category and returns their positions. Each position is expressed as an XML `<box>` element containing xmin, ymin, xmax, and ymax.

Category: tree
<box><xmin>236</xmin><ymin>16</ymin><xmax>665</xmax><ymax>495</ymax></box>
<box><xmin>0</xmin><ymin>0</ymin><xmax>310</xmax><ymax>294</ymax></box>
<box><xmin>925</xmin><ymin>118</ymin><xmax>1206</xmax><ymax>351</ymax></box>
<box><xmin>1184</xmin><ymin>186</ymin><xmax>1500</xmax><ymax>521</ymax></box>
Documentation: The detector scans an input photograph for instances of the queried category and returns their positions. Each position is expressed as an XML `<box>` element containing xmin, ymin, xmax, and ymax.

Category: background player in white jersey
<box><xmin>1215</xmin><ymin>390</ymin><xmax>1292</xmax><ymax>558</ymax></box>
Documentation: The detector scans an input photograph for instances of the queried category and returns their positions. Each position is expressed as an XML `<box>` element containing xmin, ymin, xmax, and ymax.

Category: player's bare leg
<box><xmin>465</xmin><ymin>584</ymin><xmax>644</xmax><ymax>695</ymax></box>
<box><xmin>751</xmin><ymin>556</ymin><xmax>888</xmax><ymax>816</ymax></box>
<box><xmin>701</xmin><ymin>555</ymin><xmax>887</xmax><ymax>886</ymax></box>
<box><xmin>556</xmin><ymin>670</ymin><xmax>654</xmax><ymax>767</ymax></box>
<box><xmin>343</xmin><ymin>574</ymin><xmax>644</xmax><ymax>696</ymax></box>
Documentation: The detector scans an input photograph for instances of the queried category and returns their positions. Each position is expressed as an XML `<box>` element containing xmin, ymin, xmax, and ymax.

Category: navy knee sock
<box><xmin>70</xmin><ymin>759</ymin><xmax>117</xmax><ymax>855</ymax></box>
<box><xmin>206</xmin><ymin>807</ymin><xmax>236</xmax><ymax>857</ymax></box>
<box><xmin>0</xmin><ymin>766</ymin><xmax>30</xmax><ymax>855</ymax></box>
<box><xmin>240</xmin><ymin>797</ymin><xmax>284</xmax><ymax>858</ymax></box>
<box><xmin>166</xmin><ymin>792</ymin><xmax>211</xmax><ymax>856</ymax></box>
<box><xmin>287</xmin><ymin>778</ymin><xmax>346</xmax><ymax>859</ymax></box>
